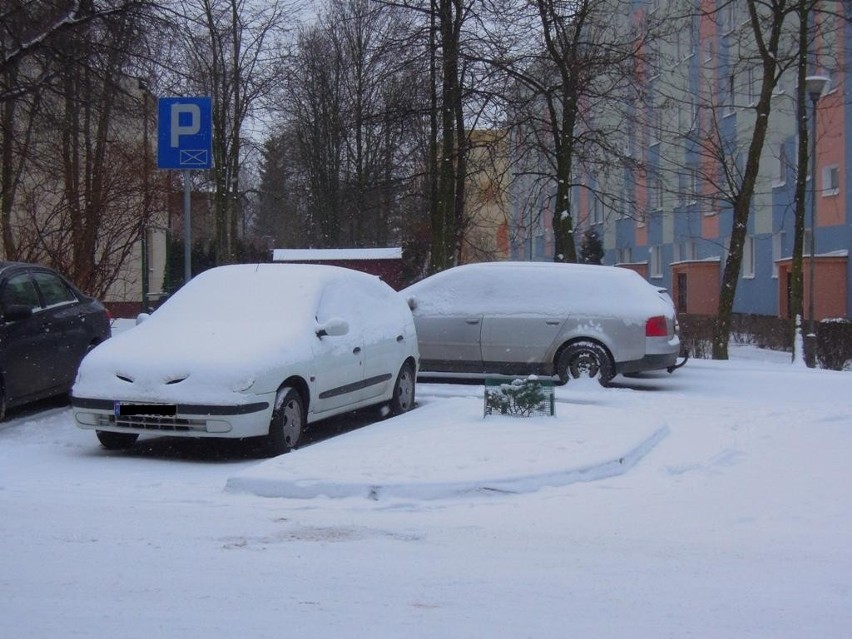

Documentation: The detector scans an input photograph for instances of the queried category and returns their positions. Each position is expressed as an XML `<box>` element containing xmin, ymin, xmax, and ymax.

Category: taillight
<box><xmin>645</xmin><ymin>315</ymin><xmax>668</xmax><ymax>337</ymax></box>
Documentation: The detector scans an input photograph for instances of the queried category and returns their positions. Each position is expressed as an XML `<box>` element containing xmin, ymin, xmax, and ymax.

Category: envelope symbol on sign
<box><xmin>180</xmin><ymin>149</ymin><xmax>209</xmax><ymax>165</ymax></box>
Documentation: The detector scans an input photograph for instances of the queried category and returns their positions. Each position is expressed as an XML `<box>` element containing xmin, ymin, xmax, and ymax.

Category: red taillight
<box><xmin>645</xmin><ymin>315</ymin><xmax>668</xmax><ymax>337</ymax></box>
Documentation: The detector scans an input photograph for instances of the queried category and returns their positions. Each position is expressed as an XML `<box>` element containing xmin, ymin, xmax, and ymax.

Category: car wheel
<box><xmin>389</xmin><ymin>360</ymin><xmax>416</xmax><ymax>416</ymax></box>
<box><xmin>264</xmin><ymin>386</ymin><xmax>304</xmax><ymax>456</ymax></box>
<box><xmin>0</xmin><ymin>383</ymin><xmax>6</xmax><ymax>422</ymax></box>
<box><xmin>96</xmin><ymin>431</ymin><xmax>139</xmax><ymax>450</ymax></box>
<box><xmin>556</xmin><ymin>341</ymin><xmax>614</xmax><ymax>385</ymax></box>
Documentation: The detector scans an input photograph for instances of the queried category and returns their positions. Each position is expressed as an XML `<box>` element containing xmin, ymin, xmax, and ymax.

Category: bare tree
<box><xmin>481</xmin><ymin>0</ymin><xmax>657</xmax><ymax>263</ymax></box>
<box><xmin>0</xmin><ymin>0</ymin><xmax>150</xmax><ymax>96</ymax></box>
<box><xmin>173</xmin><ymin>0</ymin><xmax>292</xmax><ymax>264</ymax></box>
<box><xmin>0</xmin><ymin>0</ymin><xmax>152</xmax><ymax>267</ymax></box>
<box><xmin>3</xmin><ymin>2</ymin><xmax>167</xmax><ymax>296</ymax></box>
<box><xmin>788</xmin><ymin>0</ymin><xmax>847</xmax><ymax>362</ymax></box>
<box><xmin>272</xmin><ymin>0</ymin><xmax>429</xmax><ymax>252</ymax></box>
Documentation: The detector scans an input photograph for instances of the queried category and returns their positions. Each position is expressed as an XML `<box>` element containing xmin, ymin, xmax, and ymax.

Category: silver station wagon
<box><xmin>402</xmin><ymin>261</ymin><xmax>683</xmax><ymax>384</ymax></box>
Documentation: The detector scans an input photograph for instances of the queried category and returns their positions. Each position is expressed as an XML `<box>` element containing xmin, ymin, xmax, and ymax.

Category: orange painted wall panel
<box><xmin>672</xmin><ymin>262</ymin><xmax>720</xmax><ymax>315</ymax></box>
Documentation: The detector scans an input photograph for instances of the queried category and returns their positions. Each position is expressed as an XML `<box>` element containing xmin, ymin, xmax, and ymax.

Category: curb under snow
<box><xmin>225</xmin><ymin>395</ymin><xmax>669</xmax><ymax>501</ymax></box>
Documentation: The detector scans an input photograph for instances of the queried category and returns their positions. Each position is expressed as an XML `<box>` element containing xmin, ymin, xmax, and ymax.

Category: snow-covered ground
<box><xmin>1</xmin><ymin>347</ymin><xmax>850</xmax><ymax>638</ymax></box>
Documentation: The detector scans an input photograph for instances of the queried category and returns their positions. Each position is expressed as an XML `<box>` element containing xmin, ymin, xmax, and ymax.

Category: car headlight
<box><xmin>231</xmin><ymin>376</ymin><xmax>256</xmax><ymax>392</ymax></box>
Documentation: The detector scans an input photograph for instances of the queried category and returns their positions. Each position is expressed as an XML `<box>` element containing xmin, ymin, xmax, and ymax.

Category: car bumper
<box><xmin>616</xmin><ymin>352</ymin><xmax>680</xmax><ymax>375</ymax></box>
<box><xmin>71</xmin><ymin>396</ymin><xmax>274</xmax><ymax>439</ymax></box>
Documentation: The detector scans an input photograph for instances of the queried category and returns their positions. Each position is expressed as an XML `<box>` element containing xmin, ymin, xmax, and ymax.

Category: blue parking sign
<box><xmin>157</xmin><ymin>97</ymin><xmax>213</xmax><ymax>169</ymax></box>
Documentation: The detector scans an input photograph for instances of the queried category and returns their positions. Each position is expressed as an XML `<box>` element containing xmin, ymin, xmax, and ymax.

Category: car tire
<box><xmin>556</xmin><ymin>341</ymin><xmax>614</xmax><ymax>386</ymax></box>
<box><xmin>0</xmin><ymin>382</ymin><xmax>6</xmax><ymax>422</ymax></box>
<box><xmin>96</xmin><ymin>430</ymin><xmax>139</xmax><ymax>450</ymax></box>
<box><xmin>389</xmin><ymin>360</ymin><xmax>416</xmax><ymax>416</ymax></box>
<box><xmin>263</xmin><ymin>386</ymin><xmax>304</xmax><ymax>457</ymax></box>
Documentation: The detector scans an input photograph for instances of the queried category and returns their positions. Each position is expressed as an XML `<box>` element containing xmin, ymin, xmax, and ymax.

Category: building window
<box><xmin>746</xmin><ymin>66</ymin><xmax>756</xmax><ymax>105</ymax></box>
<box><xmin>647</xmin><ymin>41</ymin><xmax>660</xmax><ymax>78</ymax></box>
<box><xmin>822</xmin><ymin>165</ymin><xmax>840</xmax><ymax>196</ymax></box>
<box><xmin>617</xmin><ymin>247</ymin><xmax>633</xmax><ymax>264</ymax></box>
<box><xmin>743</xmin><ymin>235</ymin><xmax>755</xmax><ymax>278</ymax></box>
<box><xmin>772</xmin><ymin>231</ymin><xmax>785</xmax><ymax>278</ymax></box>
<box><xmin>650</xmin><ymin>245</ymin><xmax>663</xmax><ymax>278</ymax></box>
<box><xmin>676</xmin><ymin>25</ymin><xmax>695</xmax><ymax>61</ymax></box>
<box><xmin>673</xmin><ymin>240</ymin><xmax>696</xmax><ymax>262</ymax></box>
<box><xmin>650</xmin><ymin>176</ymin><xmax>663</xmax><ymax>210</ymax></box>
<box><xmin>723</xmin><ymin>1</ymin><xmax>737</xmax><ymax>34</ymax></box>
<box><xmin>591</xmin><ymin>194</ymin><xmax>603</xmax><ymax>225</ymax></box>
<box><xmin>686</xmin><ymin>23</ymin><xmax>696</xmax><ymax>58</ymax></box>
<box><xmin>688</xmin><ymin>168</ymin><xmax>698</xmax><ymax>204</ymax></box>
<box><xmin>683</xmin><ymin>239</ymin><xmax>697</xmax><ymax>261</ymax></box>
<box><xmin>726</xmin><ymin>72</ymin><xmax>736</xmax><ymax>115</ymax></box>
<box><xmin>649</xmin><ymin>109</ymin><xmax>662</xmax><ymax>146</ymax></box>
<box><xmin>773</xmin><ymin>144</ymin><xmax>788</xmax><ymax>187</ymax></box>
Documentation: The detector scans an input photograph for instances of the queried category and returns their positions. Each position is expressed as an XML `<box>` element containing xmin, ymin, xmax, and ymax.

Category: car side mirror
<box><xmin>136</xmin><ymin>313</ymin><xmax>151</xmax><ymax>326</ymax></box>
<box><xmin>3</xmin><ymin>304</ymin><xmax>33</xmax><ymax>323</ymax></box>
<box><xmin>316</xmin><ymin>318</ymin><xmax>349</xmax><ymax>338</ymax></box>
<box><xmin>406</xmin><ymin>296</ymin><xmax>417</xmax><ymax>311</ymax></box>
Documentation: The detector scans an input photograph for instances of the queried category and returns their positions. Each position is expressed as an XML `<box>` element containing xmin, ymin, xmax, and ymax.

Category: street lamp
<box><xmin>805</xmin><ymin>74</ymin><xmax>829</xmax><ymax>367</ymax></box>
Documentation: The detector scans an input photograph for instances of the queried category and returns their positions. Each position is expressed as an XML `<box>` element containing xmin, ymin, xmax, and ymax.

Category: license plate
<box><xmin>114</xmin><ymin>402</ymin><xmax>177</xmax><ymax>417</ymax></box>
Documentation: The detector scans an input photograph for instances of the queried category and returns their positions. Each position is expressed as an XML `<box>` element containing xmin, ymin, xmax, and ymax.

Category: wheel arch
<box><xmin>279</xmin><ymin>375</ymin><xmax>310</xmax><ymax>414</ymax></box>
<box><xmin>402</xmin><ymin>355</ymin><xmax>418</xmax><ymax>374</ymax></box>
<box><xmin>553</xmin><ymin>336</ymin><xmax>616</xmax><ymax>374</ymax></box>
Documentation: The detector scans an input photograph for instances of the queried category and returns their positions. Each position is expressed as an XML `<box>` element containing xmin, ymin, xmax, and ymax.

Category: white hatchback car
<box><xmin>402</xmin><ymin>261</ymin><xmax>683</xmax><ymax>384</ymax></box>
<box><xmin>72</xmin><ymin>264</ymin><xmax>418</xmax><ymax>455</ymax></box>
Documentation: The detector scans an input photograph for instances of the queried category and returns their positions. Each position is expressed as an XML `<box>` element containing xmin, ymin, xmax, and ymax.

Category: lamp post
<box><xmin>140</xmin><ymin>79</ymin><xmax>150</xmax><ymax>313</ymax></box>
<box><xmin>805</xmin><ymin>75</ymin><xmax>828</xmax><ymax>367</ymax></box>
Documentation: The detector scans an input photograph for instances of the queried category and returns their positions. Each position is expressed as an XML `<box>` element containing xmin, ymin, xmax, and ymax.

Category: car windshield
<box><xmin>153</xmin><ymin>264</ymin><xmax>326</xmax><ymax>324</ymax></box>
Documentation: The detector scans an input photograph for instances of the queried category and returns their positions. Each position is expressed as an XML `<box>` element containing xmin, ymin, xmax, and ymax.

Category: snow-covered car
<box><xmin>71</xmin><ymin>264</ymin><xmax>419</xmax><ymax>455</ymax></box>
<box><xmin>402</xmin><ymin>261</ymin><xmax>682</xmax><ymax>384</ymax></box>
<box><xmin>0</xmin><ymin>261</ymin><xmax>111</xmax><ymax>420</ymax></box>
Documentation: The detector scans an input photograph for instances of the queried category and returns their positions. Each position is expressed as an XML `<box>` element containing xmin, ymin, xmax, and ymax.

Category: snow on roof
<box><xmin>774</xmin><ymin>250</ymin><xmax>849</xmax><ymax>262</ymax></box>
<box><xmin>403</xmin><ymin>261</ymin><xmax>671</xmax><ymax>321</ymax></box>
<box><xmin>273</xmin><ymin>248</ymin><xmax>402</xmax><ymax>262</ymax></box>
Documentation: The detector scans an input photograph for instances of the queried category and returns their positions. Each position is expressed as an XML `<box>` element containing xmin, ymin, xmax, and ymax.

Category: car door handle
<box><xmin>465</xmin><ymin>318</ymin><xmax>481</xmax><ymax>325</ymax></box>
<box><xmin>545</xmin><ymin>320</ymin><xmax>561</xmax><ymax>325</ymax></box>
<box><xmin>353</xmin><ymin>347</ymin><xmax>361</xmax><ymax>354</ymax></box>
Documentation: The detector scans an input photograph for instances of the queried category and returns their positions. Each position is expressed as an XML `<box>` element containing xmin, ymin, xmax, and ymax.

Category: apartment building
<box><xmin>509</xmin><ymin>1</ymin><xmax>851</xmax><ymax>320</ymax></box>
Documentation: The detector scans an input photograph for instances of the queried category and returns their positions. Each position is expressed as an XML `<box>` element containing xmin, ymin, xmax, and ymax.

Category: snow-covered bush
<box><xmin>484</xmin><ymin>377</ymin><xmax>555</xmax><ymax>417</ymax></box>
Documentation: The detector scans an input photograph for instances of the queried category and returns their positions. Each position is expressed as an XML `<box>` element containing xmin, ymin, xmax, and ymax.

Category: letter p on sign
<box><xmin>170</xmin><ymin>103</ymin><xmax>201</xmax><ymax>147</ymax></box>
<box><xmin>157</xmin><ymin>97</ymin><xmax>212</xmax><ymax>170</ymax></box>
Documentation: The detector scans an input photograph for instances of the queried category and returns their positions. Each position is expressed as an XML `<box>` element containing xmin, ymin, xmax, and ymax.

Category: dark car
<box><xmin>0</xmin><ymin>262</ymin><xmax>111</xmax><ymax>419</ymax></box>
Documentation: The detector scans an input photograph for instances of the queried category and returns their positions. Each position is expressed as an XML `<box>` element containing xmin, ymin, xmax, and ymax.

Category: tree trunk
<box><xmin>789</xmin><ymin>0</ymin><xmax>810</xmax><ymax>362</ymax></box>
<box><xmin>552</xmin><ymin>89</ymin><xmax>579</xmax><ymax>263</ymax></box>
<box><xmin>712</xmin><ymin>2</ymin><xmax>785</xmax><ymax>359</ymax></box>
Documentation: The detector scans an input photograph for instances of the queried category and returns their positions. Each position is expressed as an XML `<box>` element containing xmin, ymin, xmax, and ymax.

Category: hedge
<box><xmin>677</xmin><ymin>314</ymin><xmax>852</xmax><ymax>371</ymax></box>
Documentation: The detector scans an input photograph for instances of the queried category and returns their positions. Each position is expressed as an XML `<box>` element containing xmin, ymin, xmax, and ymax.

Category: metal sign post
<box><xmin>157</xmin><ymin>97</ymin><xmax>213</xmax><ymax>284</ymax></box>
<box><xmin>183</xmin><ymin>170</ymin><xmax>192</xmax><ymax>283</ymax></box>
